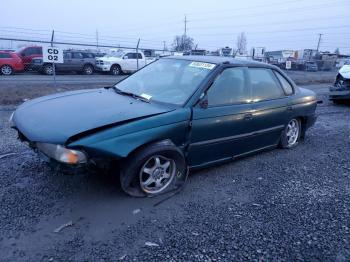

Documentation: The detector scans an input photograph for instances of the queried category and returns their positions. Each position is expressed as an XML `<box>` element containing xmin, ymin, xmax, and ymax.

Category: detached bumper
<box><xmin>329</xmin><ymin>90</ymin><xmax>350</xmax><ymax>100</ymax></box>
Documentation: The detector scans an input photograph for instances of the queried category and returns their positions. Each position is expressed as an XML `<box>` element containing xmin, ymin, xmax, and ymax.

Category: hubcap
<box><xmin>1</xmin><ymin>65</ymin><xmax>12</xmax><ymax>75</ymax></box>
<box><xmin>286</xmin><ymin>119</ymin><xmax>299</xmax><ymax>146</ymax></box>
<box><xmin>113</xmin><ymin>67</ymin><xmax>119</xmax><ymax>75</ymax></box>
<box><xmin>139</xmin><ymin>155</ymin><xmax>176</xmax><ymax>194</ymax></box>
<box><xmin>46</xmin><ymin>66</ymin><xmax>53</xmax><ymax>75</ymax></box>
<box><xmin>85</xmin><ymin>67</ymin><xmax>92</xmax><ymax>74</ymax></box>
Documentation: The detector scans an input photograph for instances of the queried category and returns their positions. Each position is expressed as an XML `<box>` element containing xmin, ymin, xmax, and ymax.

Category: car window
<box><xmin>72</xmin><ymin>52</ymin><xmax>83</xmax><ymax>59</ymax></box>
<box><xmin>82</xmin><ymin>53</ymin><xmax>94</xmax><ymax>58</ymax></box>
<box><xmin>124</xmin><ymin>53</ymin><xmax>135</xmax><ymax>59</ymax></box>
<box><xmin>249</xmin><ymin>68</ymin><xmax>284</xmax><ymax>102</ymax></box>
<box><xmin>0</xmin><ymin>53</ymin><xmax>11</xmax><ymax>58</ymax></box>
<box><xmin>274</xmin><ymin>71</ymin><xmax>293</xmax><ymax>95</ymax></box>
<box><xmin>35</xmin><ymin>47</ymin><xmax>42</xmax><ymax>55</ymax></box>
<box><xmin>64</xmin><ymin>52</ymin><xmax>72</xmax><ymax>59</ymax></box>
<box><xmin>207</xmin><ymin>67</ymin><xmax>249</xmax><ymax>106</ymax></box>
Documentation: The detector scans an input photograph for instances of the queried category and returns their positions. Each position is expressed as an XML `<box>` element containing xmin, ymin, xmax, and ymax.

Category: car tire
<box><xmin>43</xmin><ymin>64</ymin><xmax>54</xmax><ymax>75</ymax></box>
<box><xmin>1</xmin><ymin>65</ymin><xmax>13</xmax><ymax>75</ymax></box>
<box><xmin>110</xmin><ymin>64</ymin><xmax>122</xmax><ymax>75</ymax></box>
<box><xmin>83</xmin><ymin>64</ymin><xmax>94</xmax><ymax>75</ymax></box>
<box><xmin>279</xmin><ymin>118</ymin><xmax>301</xmax><ymax>149</ymax></box>
<box><xmin>120</xmin><ymin>140</ymin><xmax>188</xmax><ymax>197</ymax></box>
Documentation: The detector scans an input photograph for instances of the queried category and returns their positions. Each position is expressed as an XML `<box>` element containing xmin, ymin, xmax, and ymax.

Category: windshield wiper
<box><xmin>112</xmin><ymin>86</ymin><xmax>150</xmax><ymax>103</ymax></box>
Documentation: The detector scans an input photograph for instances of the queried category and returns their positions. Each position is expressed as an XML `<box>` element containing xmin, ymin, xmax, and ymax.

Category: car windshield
<box><xmin>114</xmin><ymin>58</ymin><xmax>216</xmax><ymax>105</ymax></box>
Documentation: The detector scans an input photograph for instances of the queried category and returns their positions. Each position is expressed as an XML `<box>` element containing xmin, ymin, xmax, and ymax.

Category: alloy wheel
<box><xmin>139</xmin><ymin>155</ymin><xmax>176</xmax><ymax>194</ymax></box>
<box><xmin>1</xmin><ymin>65</ymin><xmax>13</xmax><ymax>75</ymax></box>
<box><xmin>286</xmin><ymin>119</ymin><xmax>300</xmax><ymax>146</ymax></box>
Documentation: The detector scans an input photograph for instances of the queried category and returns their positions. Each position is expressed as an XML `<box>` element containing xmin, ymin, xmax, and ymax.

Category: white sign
<box><xmin>42</xmin><ymin>46</ymin><xmax>63</xmax><ymax>63</ymax></box>
<box><xmin>286</xmin><ymin>61</ymin><xmax>292</xmax><ymax>70</ymax></box>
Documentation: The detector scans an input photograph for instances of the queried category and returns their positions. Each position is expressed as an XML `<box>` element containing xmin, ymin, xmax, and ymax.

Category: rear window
<box><xmin>274</xmin><ymin>71</ymin><xmax>294</xmax><ymax>95</ymax></box>
<box><xmin>0</xmin><ymin>53</ymin><xmax>12</xmax><ymax>58</ymax></box>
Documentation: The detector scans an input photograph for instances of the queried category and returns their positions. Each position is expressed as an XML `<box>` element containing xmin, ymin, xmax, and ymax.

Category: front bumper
<box><xmin>95</xmin><ymin>65</ymin><xmax>111</xmax><ymax>72</ymax></box>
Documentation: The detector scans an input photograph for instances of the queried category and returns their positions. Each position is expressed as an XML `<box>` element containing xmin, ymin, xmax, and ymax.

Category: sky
<box><xmin>0</xmin><ymin>0</ymin><xmax>349</xmax><ymax>54</ymax></box>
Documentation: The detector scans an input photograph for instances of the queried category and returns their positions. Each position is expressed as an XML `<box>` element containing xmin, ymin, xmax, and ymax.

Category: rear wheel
<box><xmin>120</xmin><ymin>141</ymin><xmax>188</xmax><ymax>197</ymax></box>
<box><xmin>280</xmin><ymin>118</ymin><xmax>301</xmax><ymax>148</ymax></box>
<box><xmin>1</xmin><ymin>65</ymin><xmax>13</xmax><ymax>75</ymax></box>
<box><xmin>83</xmin><ymin>64</ymin><xmax>94</xmax><ymax>75</ymax></box>
<box><xmin>43</xmin><ymin>64</ymin><xmax>53</xmax><ymax>75</ymax></box>
<box><xmin>110</xmin><ymin>64</ymin><xmax>122</xmax><ymax>75</ymax></box>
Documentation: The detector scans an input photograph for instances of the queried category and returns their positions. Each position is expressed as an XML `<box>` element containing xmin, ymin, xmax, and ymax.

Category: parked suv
<box><xmin>16</xmin><ymin>46</ymin><xmax>42</xmax><ymax>69</ymax></box>
<box><xmin>0</xmin><ymin>51</ymin><xmax>24</xmax><ymax>75</ymax></box>
<box><xmin>31</xmin><ymin>50</ymin><xmax>97</xmax><ymax>75</ymax></box>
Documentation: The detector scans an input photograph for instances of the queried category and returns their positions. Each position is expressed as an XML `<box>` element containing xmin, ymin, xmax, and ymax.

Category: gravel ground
<box><xmin>0</xmin><ymin>84</ymin><xmax>349</xmax><ymax>261</ymax></box>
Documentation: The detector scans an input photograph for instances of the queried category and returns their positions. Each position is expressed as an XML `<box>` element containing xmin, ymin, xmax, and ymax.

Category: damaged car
<box><xmin>329</xmin><ymin>64</ymin><xmax>350</xmax><ymax>103</ymax></box>
<box><xmin>10</xmin><ymin>56</ymin><xmax>317</xmax><ymax>197</ymax></box>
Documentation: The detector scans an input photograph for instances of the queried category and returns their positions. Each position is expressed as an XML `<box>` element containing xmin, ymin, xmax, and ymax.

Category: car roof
<box><xmin>165</xmin><ymin>55</ymin><xmax>271</xmax><ymax>67</ymax></box>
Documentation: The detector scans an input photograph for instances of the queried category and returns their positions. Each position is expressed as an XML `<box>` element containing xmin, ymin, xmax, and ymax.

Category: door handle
<box><xmin>244</xmin><ymin>113</ymin><xmax>253</xmax><ymax>120</ymax></box>
<box><xmin>287</xmin><ymin>106</ymin><xmax>293</xmax><ymax>111</ymax></box>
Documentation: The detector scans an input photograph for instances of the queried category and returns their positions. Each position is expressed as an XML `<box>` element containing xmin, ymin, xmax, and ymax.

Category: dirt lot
<box><xmin>0</xmin><ymin>83</ymin><xmax>349</xmax><ymax>261</ymax></box>
<box><xmin>0</xmin><ymin>70</ymin><xmax>336</xmax><ymax>105</ymax></box>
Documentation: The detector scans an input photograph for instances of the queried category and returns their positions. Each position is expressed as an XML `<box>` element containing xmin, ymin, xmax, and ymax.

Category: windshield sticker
<box><xmin>140</xmin><ymin>93</ymin><xmax>152</xmax><ymax>100</ymax></box>
<box><xmin>189</xmin><ymin>62</ymin><xmax>216</xmax><ymax>70</ymax></box>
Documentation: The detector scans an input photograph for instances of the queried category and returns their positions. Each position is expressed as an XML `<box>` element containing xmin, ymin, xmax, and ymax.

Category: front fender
<box><xmin>77</xmin><ymin>120</ymin><xmax>189</xmax><ymax>158</ymax></box>
<box><xmin>68</xmin><ymin>108</ymin><xmax>191</xmax><ymax>159</ymax></box>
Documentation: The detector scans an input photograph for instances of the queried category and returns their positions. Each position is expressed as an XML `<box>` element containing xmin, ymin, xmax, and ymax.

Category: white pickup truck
<box><xmin>95</xmin><ymin>51</ymin><xmax>155</xmax><ymax>75</ymax></box>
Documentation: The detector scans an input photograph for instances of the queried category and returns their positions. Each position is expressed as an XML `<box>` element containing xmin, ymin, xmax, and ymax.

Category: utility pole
<box><xmin>162</xmin><ymin>41</ymin><xmax>166</xmax><ymax>53</ymax></box>
<box><xmin>316</xmin><ymin>33</ymin><xmax>323</xmax><ymax>52</ymax></box>
<box><xmin>96</xmin><ymin>29</ymin><xmax>99</xmax><ymax>51</ymax></box>
<box><xmin>183</xmin><ymin>14</ymin><xmax>187</xmax><ymax>52</ymax></box>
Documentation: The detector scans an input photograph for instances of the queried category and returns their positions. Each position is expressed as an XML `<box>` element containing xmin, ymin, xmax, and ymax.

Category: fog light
<box><xmin>36</xmin><ymin>143</ymin><xmax>87</xmax><ymax>164</ymax></box>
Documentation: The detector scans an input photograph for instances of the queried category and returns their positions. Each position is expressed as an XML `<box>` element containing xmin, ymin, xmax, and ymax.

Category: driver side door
<box><xmin>188</xmin><ymin>66</ymin><xmax>255</xmax><ymax>167</ymax></box>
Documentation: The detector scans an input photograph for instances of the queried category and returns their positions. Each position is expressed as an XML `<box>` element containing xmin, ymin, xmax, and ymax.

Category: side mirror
<box><xmin>123</xmin><ymin>56</ymin><xmax>128</xmax><ymax>59</ymax></box>
<box><xmin>198</xmin><ymin>93</ymin><xmax>208</xmax><ymax>109</ymax></box>
<box><xmin>21</xmin><ymin>52</ymin><xmax>26</xmax><ymax>57</ymax></box>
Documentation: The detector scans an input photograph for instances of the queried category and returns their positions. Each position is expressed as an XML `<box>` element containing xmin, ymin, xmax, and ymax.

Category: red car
<box><xmin>16</xmin><ymin>46</ymin><xmax>42</xmax><ymax>69</ymax></box>
<box><xmin>0</xmin><ymin>51</ymin><xmax>24</xmax><ymax>75</ymax></box>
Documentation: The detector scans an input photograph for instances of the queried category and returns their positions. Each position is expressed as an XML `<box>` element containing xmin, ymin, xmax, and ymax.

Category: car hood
<box><xmin>14</xmin><ymin>88</ymin><xmax>174</xmax><ymax>144</ymax></box>
<box><xmin>339</xmin><ymin>65</ymin><xmax>350</xmax><ymax>79</ymax></box>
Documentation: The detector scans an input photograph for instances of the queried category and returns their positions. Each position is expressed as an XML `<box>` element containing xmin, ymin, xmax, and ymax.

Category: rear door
<box><xmin>188</xmin><ymin>66</ymin><xmax>255</xmax><ymax>167</ymax></box>
<box><xmin>247</xmin><ymin>67</ymin><xmax>292</xmax><ymax>148</ymax></box>
<box><xmin>70</xmin><ymin>52</ymin><xmax>84</xmax><ymax>71</ymax></box>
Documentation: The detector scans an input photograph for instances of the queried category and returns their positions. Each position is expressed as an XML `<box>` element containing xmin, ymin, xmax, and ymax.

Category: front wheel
<box><xmin>110</xmin><ymin>65</ymin><xmax>122</xmax><ymax>75</ymax></box>
<box><xmin>83</xmin><ymin>64</ymin><xmax>94</xmax><ymax>75</ymax></box>
<box><xmin>1</xmin><ymin>65</ymin><xmax>13</xmax><ymax>75</ymax></box>
<box><xmin>280</xmin><ymin>118</ymin><xmax>301</xmax><ymax>148</ymax></box>
<box><xmin>120</xmin><ymin>141</ymin><xmax>188</xmax><ymax>197</ymax></box>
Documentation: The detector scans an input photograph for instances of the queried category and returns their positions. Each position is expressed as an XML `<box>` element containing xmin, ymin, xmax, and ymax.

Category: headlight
<box><xmin>36</xmin><ymin>143</ymin><xmax>87</xmax><ymax>164</ymax></box>
<box><xmin>9</xmin><ymin>112</ymin><xmax>15</xmax><ymax>127</ymax></box>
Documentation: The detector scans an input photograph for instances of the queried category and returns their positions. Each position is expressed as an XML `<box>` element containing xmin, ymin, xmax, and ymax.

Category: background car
<box><xmin>31</xmin><ymin>50</ymin><xmax>97</xmax><ymax>75</ymax></box>
<box><xmin>16</xmin><ymin>46</ymin><xmax>42</xmax><ymax>69</ymax></box>
<box><xmin>0</xmin><ymin>51</ymin><xmax>24</xmax><ymax>75</ymax></box>
<box><xmin>304</xmin><ymin>61</ymin><xmax>318</xmax><ymax>72</ymax></box>
<box><xmin>329</xmin><ymin>64</ymin><xmax>350</xmax><ymax>103</ymax></box>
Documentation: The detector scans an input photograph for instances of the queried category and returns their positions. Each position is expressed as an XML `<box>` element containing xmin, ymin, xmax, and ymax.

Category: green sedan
<box><xmin>11</xmin><ymin>56</ymin><xmax>317</xmax><ymax>197</ymax></box>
